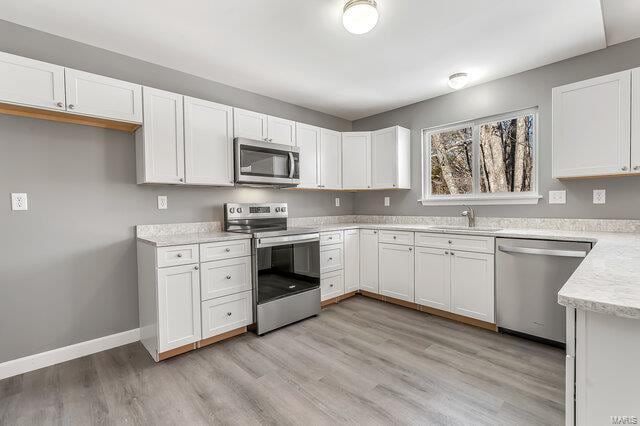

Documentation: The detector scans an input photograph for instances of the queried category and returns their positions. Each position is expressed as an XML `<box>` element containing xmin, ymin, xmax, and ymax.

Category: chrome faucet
<box><xmin>461</xmin><ymin>205</ymin><xmax>476</xmax><ymax>228</ymax></box>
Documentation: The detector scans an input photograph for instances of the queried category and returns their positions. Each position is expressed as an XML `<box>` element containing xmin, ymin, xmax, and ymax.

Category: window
<box><xmin>422</xmin><ymin>108</ymin><xmax>540</xmax><ymax>205</ymax></box>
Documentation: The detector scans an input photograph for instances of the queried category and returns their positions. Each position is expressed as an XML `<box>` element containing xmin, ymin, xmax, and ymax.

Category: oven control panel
<box><xmin>224</xmin><ymin>203</ymin><xmax>288</xmax><ymax>219</ymax></box>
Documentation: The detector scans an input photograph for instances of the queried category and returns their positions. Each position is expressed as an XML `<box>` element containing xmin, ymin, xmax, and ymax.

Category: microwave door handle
<box><xmin>288</xmin><ymin>152</ymin><xmax>295</xmax><ymax>178</ymax></box>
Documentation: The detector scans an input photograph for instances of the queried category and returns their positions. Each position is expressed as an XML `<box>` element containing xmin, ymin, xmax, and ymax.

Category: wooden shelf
<box><xmin>0</xmin><ymin>102</ymin><xmax>141</xmax><ymax>133</ymax></box>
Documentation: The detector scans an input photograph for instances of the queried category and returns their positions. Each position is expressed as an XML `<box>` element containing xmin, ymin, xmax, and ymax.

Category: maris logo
<box><xmin>611</xmin><ymin>416</ymin><xmax>638</xmax><ymax>425</ymax></box>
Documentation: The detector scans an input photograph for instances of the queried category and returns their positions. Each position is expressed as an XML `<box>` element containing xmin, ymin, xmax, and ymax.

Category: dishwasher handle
<box><xmin>497</xmin><ymin>245</ymin><xmax>588</xmax><ymax>258</ymax></box>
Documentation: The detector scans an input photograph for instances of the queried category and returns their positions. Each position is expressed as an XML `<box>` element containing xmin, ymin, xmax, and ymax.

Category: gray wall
<box><xmin>0</xmin><ymin>21</ymin><xmax>353</xmax><ymax>363</ymax></box>
<box><xmin>352</xmin><ymin>38</ymin><xmax>640</xmax><ymax>219</ymax></box>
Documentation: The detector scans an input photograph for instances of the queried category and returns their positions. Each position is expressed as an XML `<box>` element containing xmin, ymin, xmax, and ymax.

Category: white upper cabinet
<box><xmin>632</xmin><ymin>68</ymin><xmax>640</xmax><ymax>173</ymax></box>
<box><xmin>233</xmin><ymin>107</ymin><xmax>267</xmax><ymax>140</ymax></box>
<box><xmin>342</xmin><ymin>132</ymin><xmax>372</xmax><ymax>189</ymax></box>
<box><xmin>184</xmin><ymin>96</ymin><xmax>234</xmax><ymax>186</ymax></box>
<box><xmin>359</xmin><ymin>229</ymin><xmax>379</xmax><ymax>293</ymax></box>
<box><xmin>295</xmin><ymin>123</ymin><xmax>321</xmax><ymax>188</ymax></box>
<box><xmin>552</xmin><ymin>70</ymin><xmax>632</xmax><ymax>178</ymax></box>
<box><xmin>379</xmin><ymin>243</ymin><xmax>414</xmax><ymax>302</ymax></box>
<box><xmin>371</xmin><ymin>126</ymin><xmax>411</xmax><ymax>189</ymax></box>
<box><xmin>64</xmin><ymin>68</ymin><xmax>142</xmax><ymax>123</ymax></box>
<box><xmin>0</xmin><ymin>51</ymin><xmax>66</xmax><ymax>111</ymax></box>
<box><xmin>320</xmin><ymin>128</ymin><xmax>342</xmax><ymax>189</ymax></box>
<box><xmin>267</xmin><ymin>115</ymin><xmax>296</xmax><ymax>145</ymax></box>
<box><xmin>136</xmin><ymin>87</ymin><xmax>185</xmax><ymax>184</ymax></box>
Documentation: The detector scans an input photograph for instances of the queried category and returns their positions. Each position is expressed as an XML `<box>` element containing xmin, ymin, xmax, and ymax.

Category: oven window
<box><xmin>256</xmin><ymin>241</ymin><xmax>320</xmax><ymax>304</ymax></box>
<box><xmin>240</xmin><ymin>146</ymin><xmax>291</xmax><ymax>178</ymax></box>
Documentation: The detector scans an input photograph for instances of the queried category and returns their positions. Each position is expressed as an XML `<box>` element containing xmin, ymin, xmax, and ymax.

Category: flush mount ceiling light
<box><xmin>448</xmin><ymin>72</ymin><xmax>470</xmax><ymax>90</ymax></box>
<box><xmin>343</xmin><ymin>0</ymin><xmax>379</xmax><ymax>35</ymax></box>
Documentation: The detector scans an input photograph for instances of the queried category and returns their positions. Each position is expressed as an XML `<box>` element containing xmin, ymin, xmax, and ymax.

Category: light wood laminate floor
<box><xmin>0</xmin><ymin>296</ymin><xmax>565</xmax><ymax>425</ymax></box>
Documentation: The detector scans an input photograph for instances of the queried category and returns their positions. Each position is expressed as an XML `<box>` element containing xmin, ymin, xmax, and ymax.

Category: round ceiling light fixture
<box><xmin>343</xmin><ymin>0</ymin><xmax>379</xmax><ymax>35</ymax></box>
<box><xmin>448</xmin><ymin>72</ymin><xmax>470</xmax><ymax>90</ymax></box>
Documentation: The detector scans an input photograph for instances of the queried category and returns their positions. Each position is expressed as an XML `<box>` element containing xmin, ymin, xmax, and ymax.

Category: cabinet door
<box><xmin>344</xmin><ymin>229</ymin><xmax>360</xmax><ymax>293</ymax></box>
<box><xmin>136</xmin><ymin>87</ymin><xmax>184</xmax><ymax>184</ymax></box>
<box><xmin>233</xmin><ymin>107</ymin><xmax>267</xmax><ymax>140</ymax></box>
<box><xmin>184</xmin><ymin>96</ymin><xmax>234</xmax><ymax>186</ymax></box>
<box><xmin>450</xmin><ymin>251</ymin><xmax>495</xmax><ymax>323</ymax></box>
<box><xmin>157</xmin><ymin>264</ymin><xmax>201</xmax><ymax>352</ymax></box>
<box><xmin>379</xmin><ymin>243</ymin><xmax>414</xmax><ymax>302</ymax></box>
<box><xmin>371</xmin><ymin>126</ymin><xmax>398</xmax><ymax>188</ymax></box>
<box><xmin>415</xmin><ymin>247</ymin><xmax>450</xmax><ymax>311</ymax></box>
<box><xmin>552</xmin><ymin>71</ymin><xmax>631</xmax><ymax>178</ymax></box>
<box><xmin>0</xmin><ymin>51</ymin><xmax>66</xmax><ymax>111</ymax></box>
<box><xmin>632</xmin><ymin>68</ymin><xmax>640</xmax><ymax>173</ymax></box>
<box><xmin>64</xmin><ymin>68</ymin><xmax>142</xmax><ymax>123</ymax></box>
<box><xmin>296</xmin><ymin>123</ymin><xmax>321</xmax><ymax>188</ymax></box>
<box><xmin>320</xmin><ymin>128</ymin><xmax>342</xmax><ymax>189</ymax></box>
<box><xmin>267</xmin><ymin>115</ymin><xmax>296</xmax><ymax>145</ymax></box>
<box><xmin>359</xmin><ymin>229</ymin><xmax>379</xmax><ymax>293</ymax></box>
<box><xmin>342</xmin><ymin>132</ymin><xmax>371</xmax><ymax>189</ymax></box>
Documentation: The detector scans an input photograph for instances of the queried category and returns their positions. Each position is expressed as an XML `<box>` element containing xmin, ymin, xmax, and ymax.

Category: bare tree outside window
<box><xmin>430</xmin><ymin>126</ymin><xmax>473</xmax><ymax>195</ymax></box>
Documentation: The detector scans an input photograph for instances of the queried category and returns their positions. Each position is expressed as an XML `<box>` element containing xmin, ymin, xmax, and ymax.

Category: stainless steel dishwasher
<box><xmin>496</xmin><ymin>238</ymin><xmax>591</xmax><ymax>346</ymax></box>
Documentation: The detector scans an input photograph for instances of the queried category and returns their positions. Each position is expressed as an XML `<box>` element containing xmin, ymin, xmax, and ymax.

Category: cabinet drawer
<box><xmin>200</xmin><ymin>239</ymin><xmax>251</xmax><ymax>262</ymax></box>
<box><xmin>320</xmin><ymin>231</ymin><xmax>343</xmax><ymax>246</ymax></box>
<box><xmin>415</xmin><ymin>233</ymin><xmax>495</xmax><ymax>254</ymax></box>
<box><xmin>320</xmin><ymin>243</ymin><xmax>344</xmax><ymax>273</ymax></box>
<box><xmin>200</xmin><ymin>256</ymin><xmax>252</xmax><ymax>301</ymax></box>
<box><xmin>379</xmin><ymin>230</ymin><xmax>414</xmax><ymax>246</ymax></box>
<box><xmin>157</xmin><ymin>244</ymin><xmax>199</xmax><ymax>268</ymax></box>
<box><xmin>201</xmin><ymin>291</ymin><xmax>253</xmax><ymax>339</ymax></box>
<box><xmin>321</xmin><ymin>270</ymin><xmax>344</xmax><ymax>301</ymax></box>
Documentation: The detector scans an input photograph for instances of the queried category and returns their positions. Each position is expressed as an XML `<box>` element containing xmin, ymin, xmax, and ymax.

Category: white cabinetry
<box><xmin>321</xmin><ymin>270</ymin><xmax>345</xmax><ymax>301</ymax></box>
<box><xmin>371</xmin><ymin>126</ymin><xmax>411</xmax><ymax>189</ymax></box>
<box><xmin>414</xmin><ymin>247</ymin><xmax>450</xmax><ymax>311</ymax></box>
<box><xmin>184</xmin><ymin>96</ymin><xmax>234</xmax><ymax>186</ymax></box>
<box><xmin>632</xmin><ymin>68</ymin><xmax>640</xmax><ymax>172</ymax></box>
<box><xmin>342</xmin><ymin>132</ymin><xmax>372</xmax><ymax>189</ymax></box>
<box><xmin>379</xmin><ymin>243</ymin><xmax>414</xmax><ymax>302</ymax></box>
<box><xmin>64</xmin><ymin>68</ymin><xmax>142</xmax><ymax>123</ymax></box>
<box><xmin>201</xmin><ymin>292</ymin><xmax>252</xmax><ymax>339</ymax></box>
<box><xmin>0</xmin><ymin>51</ymin><xmax>66</xmax><ymax>111</ymax></box>
<box><xmin>136</xmin><ymin>87</ymin><xmax>184</xmax><ymax>184</ymax></box>
<box><xmin>450</xmin><ymin>251</ymin><xmax>494</xmax><ymax>322</ymax></box>
<box><xmin>359</xmin><ymin>229</ymin><xmax>379</xmax><ymax>293</ymax></box>
<box><xmin>344</xmin><ymin>229</ymin><xmax>360</xmax><ymax>293</ymax></box>
<box><xmin>233</xmin><ymin>107</ymin><xmax>267</xmax><ymax>140</ymax></box>
<box><xmin>320</xmin><ymin>128</ymin><xmax>342</xmax><ymax>189</ymax></box>
<box><xmin>552</xmin><ymin>70</ymin><xmax>632</xmax><ymax>178</ymax></box>
<box><xmin>296</xmin><ymin>123</ymin><xmax>321</xmax><ymax>188</ymax></box>
<box><xmin>267</xmin><ymin>115</ymin><xmax>296</xmax><ymax>145</ymax></box>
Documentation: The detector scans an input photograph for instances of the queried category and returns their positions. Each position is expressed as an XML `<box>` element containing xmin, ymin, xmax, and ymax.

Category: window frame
<box><xmin>420</xmin><ymin>107</ymin><xmax>541</xmax><ymax>206</ymax></box>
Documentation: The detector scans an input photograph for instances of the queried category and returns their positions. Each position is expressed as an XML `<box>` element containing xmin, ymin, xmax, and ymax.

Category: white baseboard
<box><xmin>0</xmin><ymin>328</ymin><xmax>140</xmax><ymax>381</ymax></box>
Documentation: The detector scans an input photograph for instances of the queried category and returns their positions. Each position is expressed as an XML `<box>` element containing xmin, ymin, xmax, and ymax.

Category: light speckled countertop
<box><xmin>137</xmin><ymin>231</ymin><xmax>251</xmax><ymax>247</ymax></box>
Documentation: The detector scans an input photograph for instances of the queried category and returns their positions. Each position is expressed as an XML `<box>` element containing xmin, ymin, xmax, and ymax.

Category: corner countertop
<box><xmin>137</xmin><ymin>231</ymin><xmax>251</xmax><ymax>247</ymax></box>
<box><xmin>311</xmin><ymin>223</ymin><xmax>640</xmax><ymax>320</ymax></box>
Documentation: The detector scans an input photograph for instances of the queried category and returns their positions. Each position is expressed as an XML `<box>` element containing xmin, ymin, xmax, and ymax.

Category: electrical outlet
<box><xmin>157</xmin><ymin>195</ymin><xmax>168</xmax><ymax>210</ymax></box>
<box><xmin>11</xmin><ymin>193</ymin><xmax>28</xmax><ymax>211</ymax></box>
<box><xmin>335</xmin><ymin>197</ymin><xmax>340</xmax><ymax>207</ymax></box>
<box><xmin>593</xmin><ymin>189</ymin><xmax>606</xmax><ymax>204</ymax></box>
<box><xmin>384</xmin><ymin>196</ymin><xmax>390</xmax><ymax>207</ymax></box>
<box><xmin>548</xmin><ymin>190</ymin><xmax>566</xmax><ymax>204</ymax></box>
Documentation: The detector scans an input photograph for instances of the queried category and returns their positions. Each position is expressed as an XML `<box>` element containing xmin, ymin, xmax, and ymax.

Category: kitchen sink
<box><xmin>428</xmin><ymin>225</ymin><xmax>502</xmax><ymax>233</ymax></box>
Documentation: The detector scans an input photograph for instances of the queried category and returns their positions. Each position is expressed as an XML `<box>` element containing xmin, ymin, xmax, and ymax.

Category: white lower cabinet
<box><xmin>414</xmin><ymin>247</ymin><xmax>450</xmax><ymax>311</ymax></box>
<box><xmin>201</xmin><ymin>291</ymin><xmax>253</xmax><ymax>339</ymax></box>
<box><xmin>450</xmin><ymin>251</ymin><xmax>495</xmax><ymax>322</ymax></box>
<box><xmin>321</xmin><ymin>269</ymin><xmax>344</xmax><ymax>301</ymax></box>
<box><xmin>359</xmin><ymin>229</ymin><xmax>379</xmax><ymax>293</ymax></box>
<box><xmin>379</xmin><ymin>243</ymin><xmax>414</xmax><ymax>302</ymax></box>
<box><xmin>344</xmin><ymin>229</ymin><xmax>360</xmax><ymax>293</ymax></box>
<box><xmin>156</xmin><ymin>264</ymin><xmax>201</xmax><ymax>353</ymax></box>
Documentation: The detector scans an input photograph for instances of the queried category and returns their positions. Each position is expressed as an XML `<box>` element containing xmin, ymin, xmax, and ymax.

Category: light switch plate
<box><xmin>335</xmin><ymin>197</ymin><xmax>340</xmax><ymax>207</ymax></box>
<box><xmin>11</xmin><ymin>193</ymin><xmax>28</xmax><ymax>211</ymax></box>
<box><xmin>384</xmin><ymin>196</ymin><xmax>390</xmax><ymax>207</ymax></box>
<box><xmin>593</xmin><ymin>189</ymin><xmax>606</xmax><ymax>204</ymax></box>
<box><xmin>548</xmin><ymin>190</ymin><xmax>566</xmax><ymax>204</ymax></box>
<box><xmin>157</xmin><ymin>195</ymin><xmax>168</xmax><ymax>210</ymax></box>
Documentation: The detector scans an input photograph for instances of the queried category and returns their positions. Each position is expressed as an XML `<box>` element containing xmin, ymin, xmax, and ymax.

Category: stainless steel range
<box><xmin>224</xmin><ymin>203</ymin><xmax>320</xmax><ymax>335</ymax></box>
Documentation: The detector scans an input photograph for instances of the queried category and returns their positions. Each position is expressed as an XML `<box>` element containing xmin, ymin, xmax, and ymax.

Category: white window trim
<box><xmin>419</xmin><ymin>107</ymin><xmax>540</xmax><ymax>206</ymax></box>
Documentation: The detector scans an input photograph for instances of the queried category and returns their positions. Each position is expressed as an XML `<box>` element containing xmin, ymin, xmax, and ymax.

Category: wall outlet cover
<box><xmin>548</xmin><ymin>190</ymin><xmax>566</xmax><ymax>204</ymax></box>
<box><xmin>157</xmin><ymin>195</ymin><xmax>168</xmax><ymax>210</ymax></box>
<box><xmin>335</xmin><ymin>197</ymin><xmax>340</xmax><ymax>207</ymax></box>
<box><xmin>11</xmin><ymin>193</ymin><xmax>28</xmax><ymax>211</ymax></box>
<box><xmin>384</xmin><ymin>196</ymin><xmax>390</xmax><ymax>207</ymax></box>
<box><xmin>593</xmin><ymin>189</ymin><xmax>606</xmax><ymax>204</ymax></box>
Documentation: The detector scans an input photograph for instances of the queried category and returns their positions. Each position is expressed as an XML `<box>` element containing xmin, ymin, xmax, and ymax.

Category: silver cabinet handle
<box><xmin>622</xmin><ymin>166</ymin><xmax>628</xmax><ymax>171</ymax></box>
<box><xmin>68</xmin><ymin>104</ymin><xmax>75</xmax><ymax>109</ymax></box>
<box><xmin>177</xmin><ymin>253</ymin><xmax>183</xmax><ymax>258</ymax></box>
<box><xmin>444</xmin><ymin>251</ymin><xmax>449</xmax><ymax>254</ymax></box>
<box><xmin>330</xmin><ymin>284</ymin><xmax>334</xmax><ymax>288</ymax></box>
<box><xmin>393</xmin><ymin>236</ymin><xmax>397</xmax><ymax>239</ymax></box>
<box><xmin>56</xmin><ymin>101</ymin><xmax>64</xmax><ymax>108</ymax></box>
<box><xmin>448</xmin><ymin>240</ymin><xmax>452</xmax><ymax>244</ymax></box>
<box><xmin>194</xmin><ymin>266</ymin><xmax>199</xmax><ymax>270</ymax></box>
<box><xmin>179</xmin><ymin>178</ymin><xmax>184</xmax><ymax>182</ymax></box>
<box><xmin>498</xmin><ymin>245</ymin><xmax>587</xmax><ymax>258</ymax></box>
<box><xmin>373</xmin><ymin>231</ymin><xmax>377</xmax><ymax>234</ymax></box>
<box><xmin>225</xmin><ymin>248</ymin><xmax>231</xmax><ymax>252</ymax></box>
<box><xmin>226</xmin><ymin>275</ymin><xmax>231</xmax><ymax>280</ymax></box>
<box><xmin>409</xmin><ymin>247</ymin><xmax>412</xmax><ymax>251</ymax></box>
<box><xmin>226</xmin><ymin>312</ymin><xmax>232</xmax><ymax>316</ymax></box>
<box><xmin>450</xmin><ymin>252</ymin><xmax>455</xmax><ymax>256</ymax></box>
<box><xmin>328</xmin><ymin>237</ymin><xmax>333</xmax><ymax>240</ymax></box>
<box><xmin>328</xmin><ymin>257</ymin><xmax>333</xmax><ymax>261</ymax></box>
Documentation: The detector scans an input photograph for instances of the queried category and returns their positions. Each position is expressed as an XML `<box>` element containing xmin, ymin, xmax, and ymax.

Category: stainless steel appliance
<box><xmin>234</xmin><ymin>137</ymin><xmax>300</xmax><ymax>187</ymax></box>
<box><xmin>496</xmin><ymin>238</ymin><xmax>591</xmax><ymax>345</ymax></box>
<box><xmin>224</xmin><ymin>203</ymin><xmax>320</xmax><ymax>335</ymax></box>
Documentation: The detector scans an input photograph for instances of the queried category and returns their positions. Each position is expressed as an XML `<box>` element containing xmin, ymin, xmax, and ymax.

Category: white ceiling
<box><xmin>0</xmin><ymin>0</ymin><xmax>635</xmax><ymax>120</ymax></box>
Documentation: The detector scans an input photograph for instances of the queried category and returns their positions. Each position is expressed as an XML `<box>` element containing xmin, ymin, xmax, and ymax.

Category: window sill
<box><xmin>419</xmin><ymin>194</ymin><xmax>542</xmax><ymax>206</ymax></box>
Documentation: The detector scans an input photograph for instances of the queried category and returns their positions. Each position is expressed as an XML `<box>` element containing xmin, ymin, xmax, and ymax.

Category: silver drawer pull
<box><xmin>328</xmin><ymin>237</ymin><xmax>333</xmax><ymax>240</ymax></box>
<box><xmin>226</xmin><ymin>312</ymin><xmax>232</xmax><ymax>316</ymax></box>
<box><xmin>393</xmin><ymin>236</ymin><xmax>397</xmax><ymax>239</ymax></box>
<box><xmin>328</xmin><ymin>257</ymin><xmax>333</xmax><ymax>261</ymax></box>
<box><xmin>288</xmin><ymin>285</ymin><xmax>296</xmax><ymax>289</ymax></box>
<box><xmin>225</xmin><ymin>248</ymin><xmax>231</xmax><ymax>252</ymax></box>
<box><xmin>409</xmin><ymin>247</ymin><xmax>412</xmax><ymax>251</ymax></box>
<box><xmin>226</xmin><ymin>275</ymin><xmax>232</xmax><ymax>280</ymax></box>
<box><xmin>194</xmin><ymin>266</ymin><xmax>199</xmax><ymax>270</ymax></box>
<box><xmin>329</xmin><ymin>284</ymin><xmax>334</xmax><ymax>288</ymax></box>
<box><xmin>177</xmin><ymin>253</ymin><xmax>183</xmax><ymax>258</ymax></box>
<box><xmin>448</xmin><ymin>240</ymin><xmax>452</xmax><ymax>244</ymax></box>
<box><xmin>445</xmin><ymin>251</ymin><xmax>449</xmax><ymax>254</ymax></box>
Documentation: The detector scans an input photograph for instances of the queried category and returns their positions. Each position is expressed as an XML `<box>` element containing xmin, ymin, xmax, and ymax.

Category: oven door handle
<box><xmin>256</xmin><ymin>233</ymin><xmax>320</xmax><ymax>248</ymax></box>
<box><xmin>288</xmin><ymin>152</ymin><xmax>295</xmax><ymax>179</ymax></box>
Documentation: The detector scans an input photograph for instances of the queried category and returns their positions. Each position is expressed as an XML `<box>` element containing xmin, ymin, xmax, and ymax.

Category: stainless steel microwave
<box><xmin>234</xmin><ymin>137</ymin><xmax>300</xmax><ymax>187</ymax></box>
